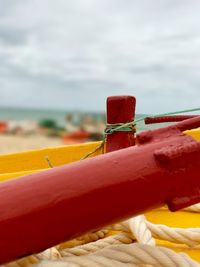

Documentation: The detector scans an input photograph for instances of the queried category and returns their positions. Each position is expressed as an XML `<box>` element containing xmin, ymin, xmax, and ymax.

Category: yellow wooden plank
<box><xmin>184</xmin><ymin>128</ymin><xmax>200</xmax><ymax>140</ymax></box>
<box><xmin>0</xmin><ymin>141</ymin><xmax>102</xmax><ymax>174</ymax></box>
<box><xmin>0</xmin><ymin>128</ymin><xmax>199</xmax><ymax>175</ymax></box>
<box><xmin>145</xmin><ymin>209</ymin><xmax>200</xmax><ymax>228</ymax></box>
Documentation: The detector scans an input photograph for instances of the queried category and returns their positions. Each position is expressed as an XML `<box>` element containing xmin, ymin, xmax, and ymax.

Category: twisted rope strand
<box><xmin>60</xmin><ymin>233</ymin><xmax>134</xmax><ymax>257</ymax></box>
<box><xmin>108</xmin><ymin>215</ymin><xmax>200</xmax><ymax>248</ymax></box>
<box><xmin>183</xmin><ymin>204</ymin><xmax>200</xmax><ymax>213</ymax></box>
<box><xmin>128</xmin><ymin>215</ymin><xmax>155</xmax><ymax>246</ymax></box>
<box><xmin>36</xmin><ymin>244</ymin><xmax>199</xmax><ymax>267</ymax></box>
<box><xmin>146</xmin><ymin>222</ymin><xmax>200</xmax><ymax>247</ymax></box>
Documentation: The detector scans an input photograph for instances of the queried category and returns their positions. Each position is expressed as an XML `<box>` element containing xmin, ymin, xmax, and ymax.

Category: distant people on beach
<box><xmin>0</xmin><ymin>113</ymin><xmax>105</xmax><ymax>144</ymax></box>
<box><xmin>63</xmin><ymin>113</ymin><xmax>104</xmax><ymax>144</ymax></box>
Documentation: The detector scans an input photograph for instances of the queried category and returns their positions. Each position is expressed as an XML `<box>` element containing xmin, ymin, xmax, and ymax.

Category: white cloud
<box><xmin>0</xmin><ymin>0</ymin><xmax>200</xmax><ymax>113</ymax></box>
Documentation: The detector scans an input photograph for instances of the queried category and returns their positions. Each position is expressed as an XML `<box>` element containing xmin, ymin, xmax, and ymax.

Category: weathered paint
<box><xmin>1</xmin><ymin>116</ymin><xmax>200</xmax><ymax>263</ymax></box>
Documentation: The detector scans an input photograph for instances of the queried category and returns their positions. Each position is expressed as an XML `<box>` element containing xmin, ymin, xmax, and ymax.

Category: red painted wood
<box><xmin>106</xmin><ymin>96</ymin><xmax>136</xmax><ymax>152</ymax></box>
<box><xmin>176</xmin><ymin>115</ymin><xmax>200</xmax><ymax>131</ymax></box>
<box><xmin>137</xmin><ymin>116</ymin><xmax>200</xmax><ymax>145</ymax></box>
<box><xmin>1</xmin><ymin>116</ymin><xmax>200</xmax><ymax>263</ymax></box>
<box><xmin>145</xmin><ymin>115</ymin><xmax>199</xmax><ymax>124</ymax></box>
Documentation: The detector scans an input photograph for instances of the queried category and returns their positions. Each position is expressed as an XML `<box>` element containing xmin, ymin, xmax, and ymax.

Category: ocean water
<box><xmin>0</xmin><ymin>107</ymin><xmax>164</xmax><ymax>131</ymax></box>
<box><xmin>0</xmin><ymin>107</ymin><xmax>104</xmax><ymax>126</ymax></box>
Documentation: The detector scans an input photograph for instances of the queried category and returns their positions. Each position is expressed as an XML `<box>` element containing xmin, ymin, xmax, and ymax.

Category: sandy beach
<box><xmin>0</xmin><ymin>135</ymin><xmax>62</xmax><ymax>154</ymax></box>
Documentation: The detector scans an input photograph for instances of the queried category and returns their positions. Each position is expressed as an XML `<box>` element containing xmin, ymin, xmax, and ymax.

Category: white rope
<box><xmin>60</xmin><ymin>232</ymin><xmax>134</xmax><ymax>257</ymax></box>
<box><xmin>37</xmin><ymin>247</ymin><xmax>61</xmax><ymax>260</ymax></box>
<box><xmin>3</xmin><ymin>256</ymin><xmax>38</xmax><ymax>267</ymax></box>
<box><xmin>2</xmin><ymin>248</ymin><xmax>61</xmax><ymax>267</ymax></box>
<box><xmin>128</xmin><ymin>215</ymin><xmax>155</xmax><ymax>246</ymax></box>
<box><xmin>76</xmin><ymin>230</ymin><xmax>109</xmax><ymax>243</ymax></box>
<box><xmin>57</xmin><ymin>230</ymin><xmax>109</xmax><ymax>250</ymax></box>
<box><xmin>108</xmin><ymin>216</ymin><xmax>200</xmax><ymax>248</ymax></box>
<box><xmin>146</xmin><ymin>222</ymin><xmax>200</xmax><ymax>247</ymax></box>
<box><xmin>183</xmin><ymin>204</ymin><xmax>200</xmax><ymax>213</ymax></box>
<box><xmin>36</xmin><ymin>244</ymin><xmax>199</xmax><ymax>267</ymax></box>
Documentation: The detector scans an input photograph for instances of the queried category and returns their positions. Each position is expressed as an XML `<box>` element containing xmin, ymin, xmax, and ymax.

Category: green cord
<box><xmin>105</xmin><ymin>122</ymin><xmax>136</xmax><ymax>135</ymax></box>
<box><xmin>110</xmin><ymin>107</ymin><xmax>200</xmax><ymax>133</ymax></box>
<box><xmin>150</xmin><ymin>107</ymin><xmax>200</xmax><ymax>117</ymax></box>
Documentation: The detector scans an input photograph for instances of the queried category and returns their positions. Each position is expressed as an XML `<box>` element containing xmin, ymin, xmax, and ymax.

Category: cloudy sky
<box><xmin>0</xmin><ymin>0</ymin><xmax>200</xmax><ymax>113</ymax></box>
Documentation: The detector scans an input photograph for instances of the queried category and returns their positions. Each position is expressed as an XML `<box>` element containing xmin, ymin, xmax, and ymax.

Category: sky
<box><xmin>0</xmin><ymin>0</ymin><xmax>200</xmax><ymax>113</ymax></box>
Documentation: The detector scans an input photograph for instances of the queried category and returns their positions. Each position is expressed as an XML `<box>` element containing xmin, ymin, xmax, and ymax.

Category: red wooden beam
<box><xmin>1</xmin><ymin>112</ymin><xmax>200</xmax><ymax>263</ymax></box>
<box><xmin>145</xmin><ymin>115</ymin><xmax>199</xmax><ymax>124</ymax></box>
<box><xmin>106</xmin><ymin>96</ymin><xmax>136</xmax><ymax>152</ymax></box>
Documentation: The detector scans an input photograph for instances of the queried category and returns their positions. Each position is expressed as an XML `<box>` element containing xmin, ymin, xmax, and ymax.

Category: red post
<box><xmin>106</xmin><ymin>96</ymin><xmax>136</xmax><ymax>152</ymax></box>
<box><xmin>0</xmin><ymin>116</ymin><xmax>200</xmax><ymax>263</ymax></box>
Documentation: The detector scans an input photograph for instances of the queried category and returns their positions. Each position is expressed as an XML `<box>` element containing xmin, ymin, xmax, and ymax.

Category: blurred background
<box><xmin>0</xmin><ymin>0</ymin><xmax>200</xmax><ymax>153</ymax></box>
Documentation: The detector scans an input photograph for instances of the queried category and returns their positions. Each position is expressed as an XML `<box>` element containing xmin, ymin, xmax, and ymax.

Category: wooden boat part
<box><xmin>0</xmin><ymin>116</ymin><xmax>200</xmax><ymax>263</ymax></box>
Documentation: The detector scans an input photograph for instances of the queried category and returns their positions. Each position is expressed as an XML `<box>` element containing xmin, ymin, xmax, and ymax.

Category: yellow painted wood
<box><xmin>145</xmin><ymin>208</ymin><xmax>200</xmax><ymax>228</ymax></box>
<box><xmin>0</xmin><ymin>128</ymin><xmax>198</xmax><ymax>176</ymax></box>
<box><xmin>184</xmin><ymin>128</ymin><xmax>200</xmax><ymax>140</ymax></box>
<box><xmin>0</xmin><ymin>141</ymin><xmax>102</xmax><ymax>174</ymax></box>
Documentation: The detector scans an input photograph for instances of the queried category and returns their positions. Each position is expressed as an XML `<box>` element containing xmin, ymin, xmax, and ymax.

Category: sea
<box><xmin>0</xmin><ymin>107</ymin><xmax>162</xmax><ymax>131</ymax></box>
<box><xmin>0</xmin><ymin>106</ymin><xmax>107</xmax><ymax>125</ymax></box>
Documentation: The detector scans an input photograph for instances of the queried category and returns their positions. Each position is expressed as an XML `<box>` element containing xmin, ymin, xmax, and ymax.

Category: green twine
<box><xmin>104</xmin><ymin>122</ymin><xmax>136</xmax><ymax>135</ymax></box>
<box><xmin>81</xmin><ymin>141</ymin><xmax>105</xmax><ymax>160</ymax></box>
<box><xmin>149</xmin><ymin>107</ymin><xmax>200</xmax><ymax>117</ymax></box>
<box><xmin>45</xmin><ymin>156</ymin><xmax>54</xmax><ymax>168</ymax></box>
<box><xmin>135</xmin><ymin>107</ymin><xmax>200</xmax><ymax>124</ymax></box>
<box><xmin>81</xmin><ymin>106</ymin><xmax>200</xmax><ymax>160</ymax></box>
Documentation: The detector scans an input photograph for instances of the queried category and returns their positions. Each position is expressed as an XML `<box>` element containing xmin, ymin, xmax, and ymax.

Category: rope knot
<box><xmin>104</xmin><ymin>121</ymin><xmax>136</xmax><ymax>135</ymax></box>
